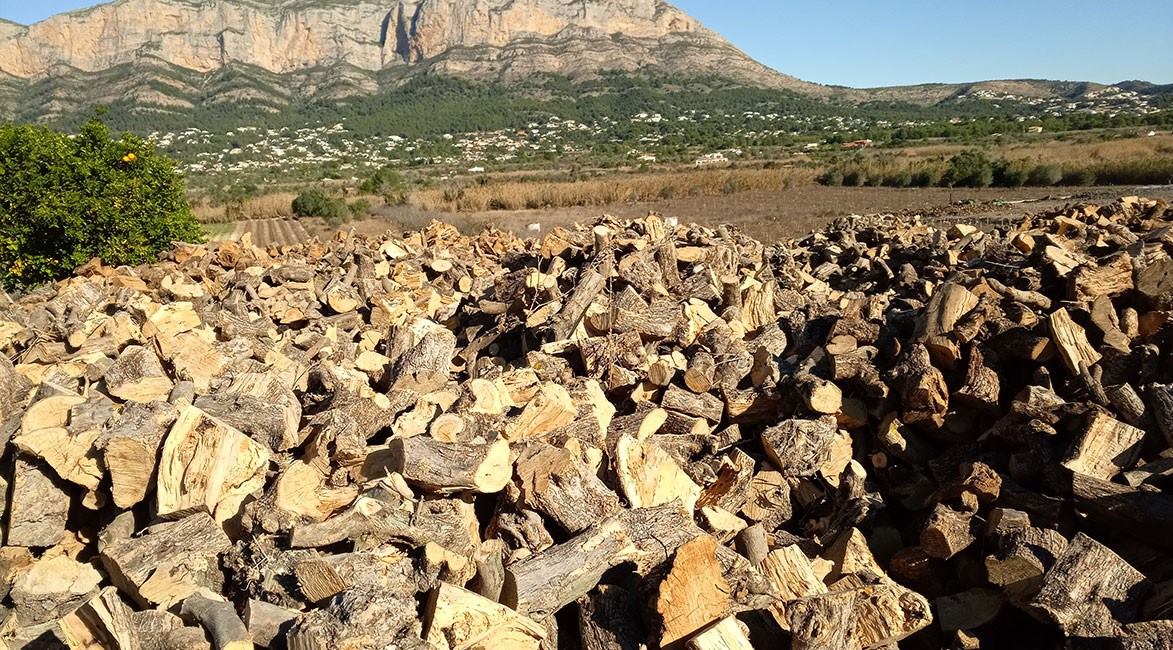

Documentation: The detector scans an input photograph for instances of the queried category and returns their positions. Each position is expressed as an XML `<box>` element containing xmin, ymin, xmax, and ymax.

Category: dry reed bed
<box><xmin>411</xmin><ymin>168</ymin><xmax>817</xmax><ymax>213</ymax></box>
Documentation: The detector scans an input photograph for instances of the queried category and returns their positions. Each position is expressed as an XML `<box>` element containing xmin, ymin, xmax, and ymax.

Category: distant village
<box><xmin>152</xmin><ymin>85</ymin><xmax>1164</xmax><ymax>186</ymax></box>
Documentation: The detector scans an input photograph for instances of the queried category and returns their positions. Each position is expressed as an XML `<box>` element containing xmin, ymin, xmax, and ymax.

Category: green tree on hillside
<box><xmin>0</xmin><ymin>119</ymin><xmax>202</xmax><ymax>289</ymax></box>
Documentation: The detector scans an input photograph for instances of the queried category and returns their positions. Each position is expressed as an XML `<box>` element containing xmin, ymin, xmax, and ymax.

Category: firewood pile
<box><xmin>1</xmin><ymin>195</ymin><xmax>1172</xmax><ymax>649</ymax></box>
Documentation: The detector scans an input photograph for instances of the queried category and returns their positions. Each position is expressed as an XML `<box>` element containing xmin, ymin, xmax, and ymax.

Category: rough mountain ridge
<box><xmin>0</xmin><ymin>0</ymin><xmax>799</xmax><ymax>87</ymax></box>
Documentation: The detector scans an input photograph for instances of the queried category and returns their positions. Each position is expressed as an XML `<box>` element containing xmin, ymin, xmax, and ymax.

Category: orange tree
<box><xmin>0</xmin><ymin>119</ymin><xmax>202</xmax><ymax>289</ymax></box>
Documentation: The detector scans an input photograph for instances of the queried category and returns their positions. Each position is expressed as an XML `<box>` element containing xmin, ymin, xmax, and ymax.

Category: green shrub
<box><xmin>884</xmin><ymin>170</ymin><xmax>914</xmax><ymax>188</ymax></box>
<box><xmin>911</xmin><ymin>167</ymin><xmax>943</xmax><ymax>187</ymax></box>
<box><xmin>1061</xmin><ymin>168</ymin><xmax>1098</xmax><ymax>186</ymax></box>
<box><xmin>993</xmin><ymin>160</ymin><xmax>1029</xmax><ymax>187</ymax></box>
<box><xmin>292</xmin><ymin>188</ymin><xmax>351</xmax><ymax>226</ymax></box>
<box><xmin>348</xmin><ymin>198</ymin><xmax>372</xmax><ymax>217</ymax></box>
<box><xmin>943</xmin><ymin>150</ymin><xmax>994</xmax><ymax>188</ymax></box>
<box><xmin>360</xmin><ymin>166</ymin><xmax>409</xmax><ymax>204</ymax></box>
<box><xmin>1027</xmin><ymin>165</ymin><xmax>1063</xmax><ymax>187</ymax></box>
<box><xmin>842</xmin><ymin>168</ymin><xmax>867</xmax><ymax>187</ymax></box>
<box><xmin>818</xmin><ymin>169</ymin><xmax>845</xmax><ymax>186</ymax></box>
<box><xmin>0</xmin><ymin>119</ymin><xmax>201</xmax><ymax>289</ymax></box>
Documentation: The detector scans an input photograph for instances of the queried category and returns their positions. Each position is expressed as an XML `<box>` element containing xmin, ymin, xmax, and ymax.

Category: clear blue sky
<box><xmin>3</xmin><ymin>0</ymin><xmax>1171</xmax><ymax>87</ymax></box>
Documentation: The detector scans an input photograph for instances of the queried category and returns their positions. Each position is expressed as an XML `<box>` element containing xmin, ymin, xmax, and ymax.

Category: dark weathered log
<box><xmin>179</xmin><ymin>593</ymin><xmax>251</xmax><ymax>650</ymax></box>
<box><xmin>1028</xmin><ymin>533</ymin><xmax>1149</xmax><ymax>638</ymax></box>
<box><xmin>578</xmin><ymin>585</ymin><xmax>646</xmax><ymax>650</ymax></box>
<box><xmin>1071</xmin><ymin>474</ymin><xmax>1173</xmax><ymax>552</ymax></box>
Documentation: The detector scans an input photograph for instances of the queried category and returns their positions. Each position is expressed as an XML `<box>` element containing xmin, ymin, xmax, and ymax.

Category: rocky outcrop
<box><xmin>0</xmin><ymin>0</ymin><xmax>792</xmax><ymax>88</ymax></box>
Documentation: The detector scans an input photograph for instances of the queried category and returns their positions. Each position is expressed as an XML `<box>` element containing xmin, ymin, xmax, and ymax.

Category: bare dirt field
<box><xmin>221</xmin><ymin>185</ymin><xmax>1173</xmax><ymax>245</ymax></box>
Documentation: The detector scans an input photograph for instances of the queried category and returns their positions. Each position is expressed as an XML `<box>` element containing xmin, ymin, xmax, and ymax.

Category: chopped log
<box><xmin>935</xmin><ymin>588</ymin><xmax>1005</xmax><ymax>632</ymax></box>
<box><xmin>424</xmin><ymin>582</ymin><xmax>545</xmax><ymax>650</ymax></box>
<box><xmin>502</xmin><ymin>505</ymin><xmax>699</xmax><ymax>619</ymax></box>
<box><xmin>367</xmin><ymin>437</ymin><xmax>510</xmax><ymax>495</ymax></box>
<box><xmin>790</xmin><ymin>373</ymin><xmax>843</xmax><ymax>415</ymax></box>
<box><xmin>515</xmin><ymin>443</ymin><xmax>621</xmax><ymax>534</ymax></box>
<box><xmin>760</xmin><ymin>419</ymin><xmax>840</xmax><ymax>478</ymax></box>
<box><xmin>156</xmin><ymin>405</ymin><xmax>271</xmax><ymax>524</ymax></box>
<box><xmin>194</xmin><ymin>373</ymin><xmax>302</xmax><ymax>452</ymax></box>
<box><xmin>1147</xmin><ymin>383</ymin><xmax>1173</xmax><ymax>448</ymax></box>
<box><xmin>615</xmin><ymin>436</ymin><xmax>702</xmax><ymax>511</ymax></box>
<box><xmin>6</xmin><ymin>455</ymin><xmax>70</xmax><ymax>548</ymax></box>
<box><xmin>179</xmin><ymin>593</ymin><xmax>252</xmax><ymax>650</ymax></box>
<box><xmin>788</xmin><ymin>582</ymin><xmax>932</xmax><ymax>650</ymax></box>
<box><xmin>1071</xmin><ymin>474</ymin><xmax>1173</xmax><ymax>552</ymax></box>
<box><xmin>58</xmin><ymin>587</ymin><xmax>140</xmax><ymax>650</ymax></box>
<box><xmin>578</xmin><ymin>585</ymin><xmax>646</xmax><ymax>650</ymax></box>
<box><xmin>244</xmin><ymin>600</ymin><xmax>298</xmax><ymax>649</ymax></box>
<box><xmin>651</xmin><ymin>535</ymin><xmax>731</xmax><ymax>648</ymax></box>
<box><xmin>1062</xmin><ymin>411</ymin><xmax>1145</xmax><ymax>480</ymax></box>
<box><xmin>985</xmin><ymin>525</ymin><xmax>1068</xmax><ymax>601</ymax></box>
<box><xmin>101</xmin><ymin>402</ymin><xmax>179</xmax><ymax>509</ymax></box>
<box><xmin>100</xmin><ymin>513</ymin><xmax>232</xmax><ymax>608</ymax></box>
<box><xmin>686</xmin><ymin>617</ymin><xmax>753</xmax><ymax>650</ymax></box>
<box><xmin>550</xmin><ymin>270</ymin><xmax>604</xmax><ymax>341</ymax></box>
<box><xmin>502</xmin><ymin>515</ymin><xmax>635</xmax><ymax>619</ymax></box>
<box><xmin>891</xmin><ymin>344</ymin><xmax>949</xmax><ymax>429</ymax></box>
<box><xmin>760</xmin><ymin>545</ymin><xmax>827</xmax><ymax>630</ymax></box>
<box><xmin>103</xmin><ymin>344</ymin><xmax>174</xmax><ymax>403</ymax></box>
<box><xmin>685</xmin><ymin>351</ymin><xmax>716</xmax><ymax>393</ymax></box>
<box><xmin>661</xmin><ymin>384</ymin><xmax>725</xmax><ymax>423</ymax></box>
<box><xmin>921</xmin><ymin>504</ymin><xmax>978</xmax><ymax>560</ymax></box>
<box><xmin>1029</xmin><ymin>533</ymin><xmax>1148</xmax><ymax>637</ymax></box>
<box><xmin>1048</xmin><ymin>308</ymin><xmax>1102</xmax><ymax>375</ymax></box>
<box><xmin>917</xmin><ymin>282</ymin><xmax>979</xmax><ymax>366</ymax></box>
<box><xmin>11</xmin><ymin>554</ymin><xmax>103</xmax><ymax>626</ymax></box>
<box><xmin>506</xmin><ymin>382</ymin><xmax>577</xmax><ymax>441</ymax></box>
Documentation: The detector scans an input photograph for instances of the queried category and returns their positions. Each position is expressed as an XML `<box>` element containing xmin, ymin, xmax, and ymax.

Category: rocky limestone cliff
<box><xmin>0</xmin><ymin>0</ymin><xmax>791</xmax><ymax>87</ymax></box>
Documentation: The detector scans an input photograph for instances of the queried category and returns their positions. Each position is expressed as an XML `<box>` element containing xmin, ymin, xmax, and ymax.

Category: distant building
<box><xmin>468</xmin><ymin>166</ymin><xmax>485</xmax><ymax>174</ymax></box>
<box><xmin>1027</xmin><ymin>126</ymin><xmax>1045</xmax><ymax>134</ymax></box>
<box><xmin>637</xmin><ymin>154</ymin><xmax>658</xmax><ymax>163</ymax></box>
<box><xmin>695</xmin><ymin>153</ymin><xmax>728</xmax><ymax>167</ymax></box>
<box><xmin>843</xmin><ymin>140</ymin><xmax>874</xmax><ymax>150</ymax></box>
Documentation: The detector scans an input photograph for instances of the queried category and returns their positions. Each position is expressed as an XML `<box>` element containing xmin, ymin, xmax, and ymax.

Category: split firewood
<box><xmin>686</xmin><ymin>617</ymin><xmax>754</xmax><ymax>650</ymax></box>
<box><xmin>100</xmin><ymin>401</ymin><xmax>179</xmax><ymax>509</ymax></box>
<box><xmin>760</xmin><ymin>419</ymin><xmax>841</xmax><ymax>478</ymax></box>
<box><xmin>1048</xmin><ymin>308</ymin><xmax>1102</xmax><ymax>375</ymax></box>
<box><xmin>577</xmin><ymin>584</ymin><xmax>646</xmax><ymax>650</ymax></box>
<box><xmin>244</xmin><ymin>599</ymin><xmax>298</xmax><ymax>649</ymax></box>
<box><xmin>58</xmin><ymin>587</ymin><xmax>140</xmax><ymax>650</ymax></box>
<box><xmin>100</xmin><ymin>514</ymin><xmax>232</xmax><ymax>607</ymax></box>
<box><xmin>425</xmin><ymin>582</ymin><xmax>545</xmax><ymax>650</ymax></box>
<box><xmin>156</xmin><ymin>405</ymin><xmax>271</xmax><ymax>523</ymax></box>
<box><xmin>11</xmin><ymin>554</ymin><xmax>103</xmax><ymax>627</ymax></box>
<box><xmin>103</xmin><ymin>344</ymin><xmax>174</xmax><ymax>403</ymax></box>
<box><xmin>6</xmin><ymin>455</ymin><xmax>71</xmax><ymax>548</ymax></box>
<box><xmin>650</xmin><ymin>535</ymin><xmax>731</xmax><ymax>648</ymax></box>
<box><xmin>0</xmin><ymin>201</ymin><xmax>1171</xmax><ymax>647</ymax></box>
<box><xmin>615</xmin><ymin>436</ymin><xmax>702</xmax><ymax>512</ymax></box>
<box><xmin>514</xmin><ymin>443</ymin><xmax>621</xmax><ymax>534</ymax></box>
<box><xmin>1062</xmin><ymin>411</ymin><xmax>1146</xmax><ymax>480</ymax></box>
<box><xmin>788</xmin><ymin>582</ymin><xmax>932</xmax><ymax>650</ymax></box>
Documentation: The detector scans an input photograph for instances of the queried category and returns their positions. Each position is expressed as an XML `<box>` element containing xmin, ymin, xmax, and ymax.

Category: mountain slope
<box><xmin>0</xmin><ymin>0</ymin><xmax>827</xmax><ymax>121</ymax></box>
